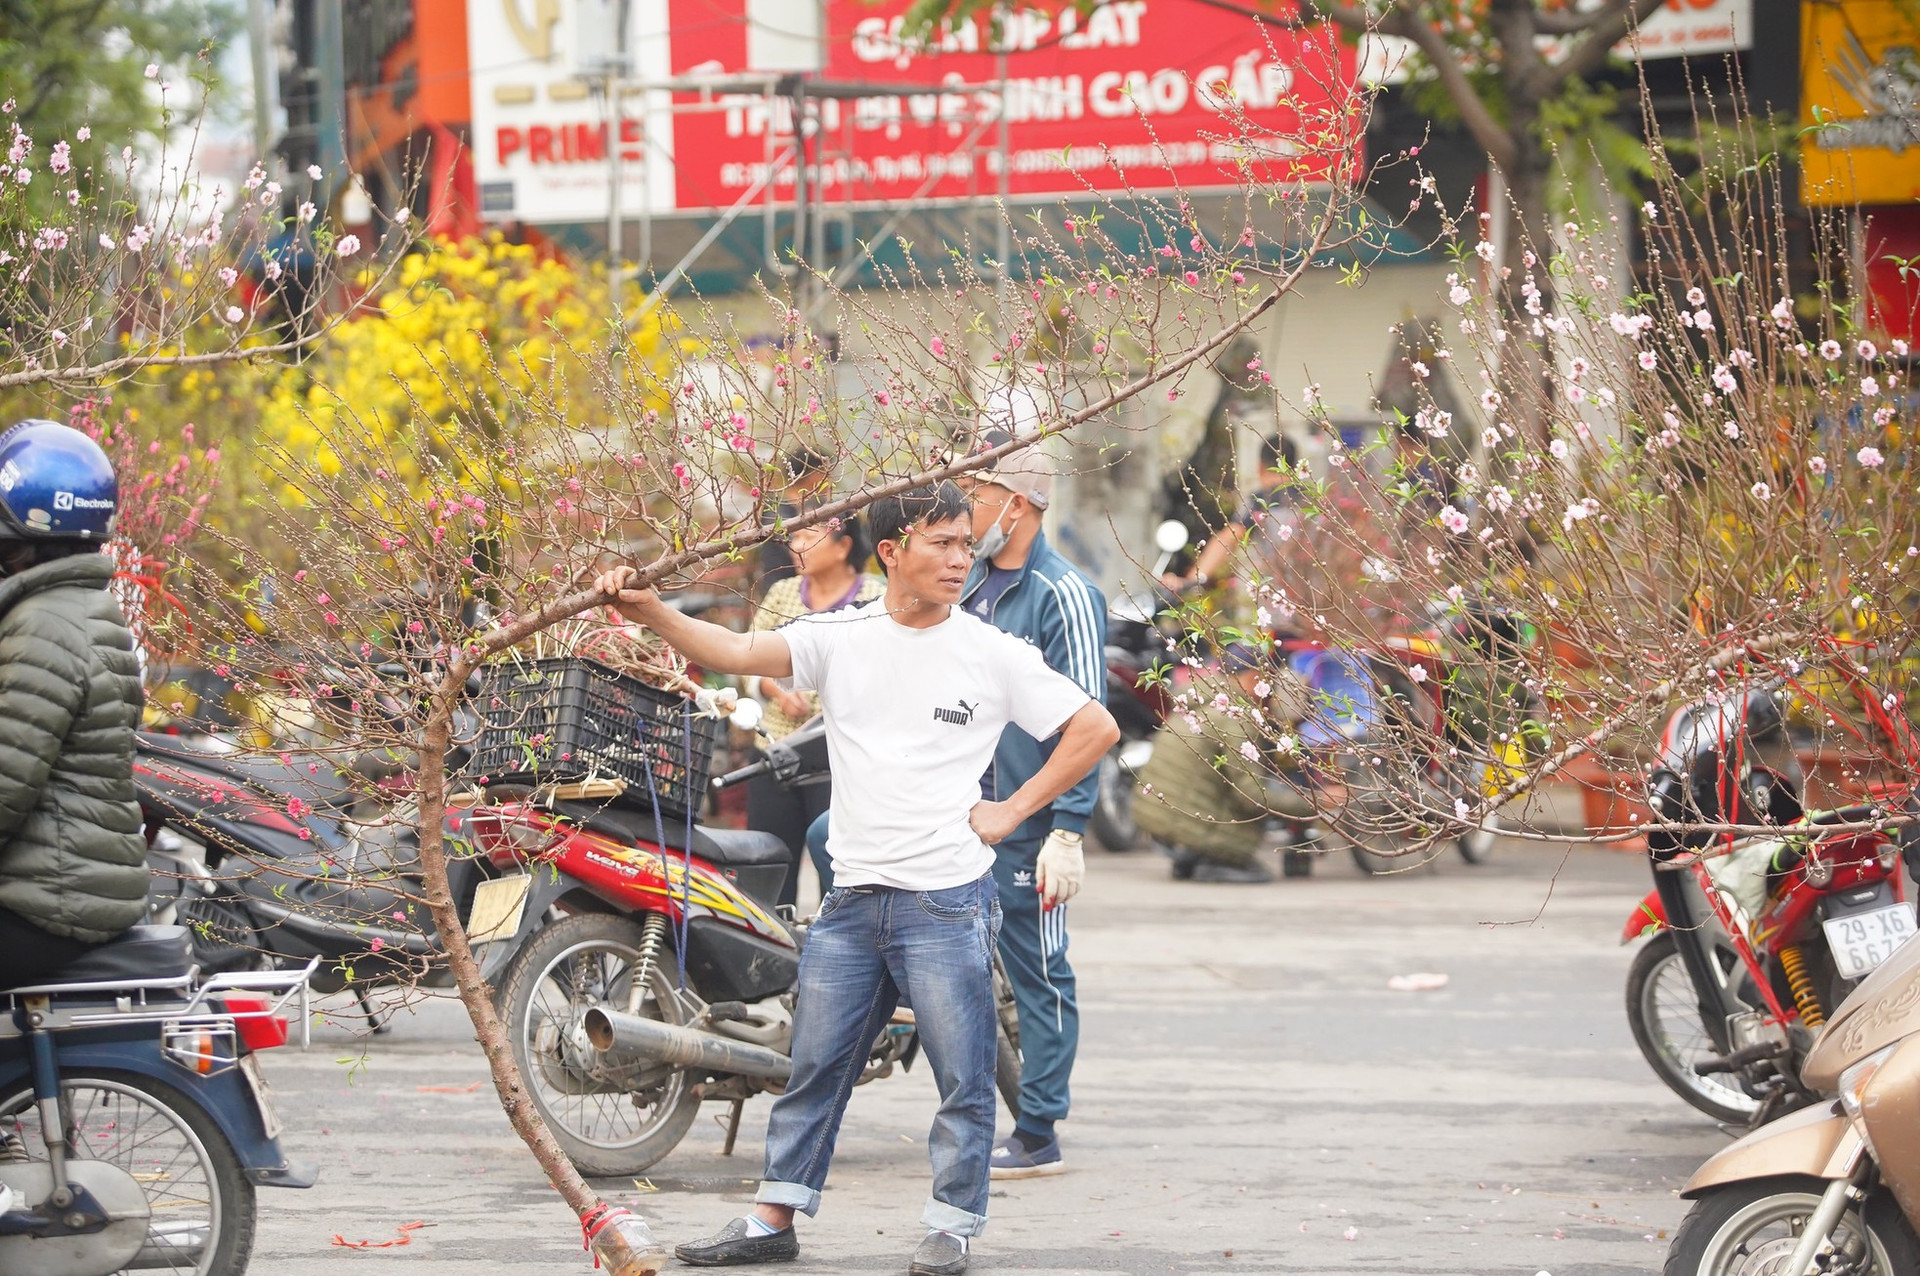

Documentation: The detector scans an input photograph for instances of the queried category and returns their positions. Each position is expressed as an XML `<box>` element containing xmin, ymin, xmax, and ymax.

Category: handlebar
<box><xmin>712</xmin><ymin>758</ymin><xmax>772</xmax><ymax>790</ymax></box>
<box><xmin>712</xmin><ymin>719</ymin><xmax>827</xmax><ymax>791</ymax></box>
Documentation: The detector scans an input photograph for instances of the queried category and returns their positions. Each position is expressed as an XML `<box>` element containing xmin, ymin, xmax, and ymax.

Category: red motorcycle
<box><xmin>465</xmin><ymin>659</ymin><xmax>1018</xmax><ymax>1177</ymax></box>
<box><xmin>457</xmin><ymin>794</ymin><xmax>817</xmax><ymax>1175</ymax></box>
<box><xmin>1622</xmin><ymin>652</ymin><xmax>1920</xmax><ymax>1127</ymax></box>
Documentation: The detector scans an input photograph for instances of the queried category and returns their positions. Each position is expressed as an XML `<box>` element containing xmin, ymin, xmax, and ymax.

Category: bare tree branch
<box><xmin>1186</xmin><ymin>0</ymin><xmax>1312</xmax><ymax>28</ymax></box>
<box><xmin>1548</xmin><ymin>0</ymin><xmax>1668</xmax><ymax>88</ymax></box>
<box><xmin>1531</xmin><ymin>2</ymin><xmax>1621</xmax><ymax>35</ymax></box>
<box><xmin>1489</xmin><ymin>0</ymin><xmax>1555</xmax><ymax>110</ymax></box>
<box><xmin>1483</xmin><ymin>632</ymin><xmax>1807</xmax><ymax>815</ymax></box>
<box><xmin>0</xmin><ymin>247</ymin><xmax>405</xmax><ymax>389</ymax></box>
<box><xmin>1</xmin><ymin>333</ymin><xmax>339</xmax><ymax>389</ymax></box>
<box><xmin>1363</xmin><ymin>6</ymin><xmax>1519</xmax><ymax>171</ymax></box>
<box><xmin>464</xmin><ymin>242</ymin><xmax>1327</xmax><ymax>660</ymax></box>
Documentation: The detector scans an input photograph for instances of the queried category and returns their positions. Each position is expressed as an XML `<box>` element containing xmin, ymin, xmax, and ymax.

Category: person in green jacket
<box><xmin>0</xmin><ymin>420</ymin><xmax>147</xmax><ymax>989</ymax></box>
<box><xmin>1135</xmin><ymin>643</ymin><xmax>1302</xmax><ymax>884</ymax></box>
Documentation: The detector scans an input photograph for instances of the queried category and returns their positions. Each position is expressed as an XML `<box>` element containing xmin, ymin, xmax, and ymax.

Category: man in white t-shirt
<box><xmin>594</xmin><ymin>481</ymin><xmax>1118</xmax><ymax>1276</ymax></box>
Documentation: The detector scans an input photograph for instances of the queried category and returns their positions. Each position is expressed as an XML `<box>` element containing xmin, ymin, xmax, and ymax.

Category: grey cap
<box><xmin>964</xmin><ymin>427</ymin><xmax>1053</xmax><ymax>510</ymax></box>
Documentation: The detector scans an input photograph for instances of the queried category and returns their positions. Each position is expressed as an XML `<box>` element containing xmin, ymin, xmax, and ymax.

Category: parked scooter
<box><xmin>440</xmin><ymin>646</ymin><xmax>1022</xmax><ymax>1178</ymax></box>
<box><xmin>1664</xmin><ymin>918</ymin><xmax>1920</xmax><ymax>1273</ymax></box>
<box><xmin>1284</xmin><ymin>637</ymin><xmax>1508</xmax><ymax>875</ymax></box>
<box><xmin>0</xmin><ymin>929</ymin><xmax>311</xmax><ymax>1276</ymax></box>
<box><xmin>1622</xmin><ymin>685</ymin><xmax>1916</xmax><ymax>1128</ymax></box>
<box><xmin>134</xmin><ymin>732</ymin><xmax>465</xmax><ymax>1024</ymax></box>
<box><xmin>134</xmin><ymin>673</ymin><xmax>740</xmax><ymax>1022</ymax></box>
<box><xmin>470</xmin><ymin>789</ymin><xmax>814</xmax><ymax>1176</ymax></box>
<box><xmin>1090</xmin><ymin>520</ymin><xmax>1190</xmax><ymax>850</ymax></box>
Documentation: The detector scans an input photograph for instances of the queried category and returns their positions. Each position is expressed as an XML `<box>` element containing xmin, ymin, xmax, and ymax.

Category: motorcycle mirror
<box><xmin>1154</xmin><ymin>520</ymin><xmax>1191</xmax><ymax>555</ymax></box>
<box><xmin>730</xmin><ymin>698</ymin><xmax>765</xmax><ymax>732</ymax></box>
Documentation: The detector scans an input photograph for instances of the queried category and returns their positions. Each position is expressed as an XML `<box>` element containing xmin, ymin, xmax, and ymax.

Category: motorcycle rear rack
<box><xmin>0</xmin><ymin>960</ymin><xmax>316</xmax><ymax>1041</ymax></box>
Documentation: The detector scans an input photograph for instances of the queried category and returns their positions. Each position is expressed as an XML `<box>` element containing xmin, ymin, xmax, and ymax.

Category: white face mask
<box><xmin>972</xmin><ymin>497</ymin><xmax>1017</xmax><ymax>563</ymax></box>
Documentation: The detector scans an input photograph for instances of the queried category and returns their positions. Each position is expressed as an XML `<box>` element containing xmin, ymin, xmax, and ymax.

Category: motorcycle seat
<box><xmin>697</xmin><ymin>828</ymin><xmax>791</xmax><ymax>868</ymax></box>
<box><xmin>32</xmin><ymin>925</ymin><xmax>195</xmax><ymax>987</ymax></box>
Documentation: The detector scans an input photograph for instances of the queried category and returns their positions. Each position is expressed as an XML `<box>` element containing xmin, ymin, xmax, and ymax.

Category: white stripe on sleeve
<box><xmin>1044</xmin><ymin>573</ymin><xmax>1102</xmax><ymax>695</ymax></box>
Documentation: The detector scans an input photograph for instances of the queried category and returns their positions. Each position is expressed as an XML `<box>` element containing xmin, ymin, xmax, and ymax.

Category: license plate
<box><xmin>239</xmin><ymin>1053</ymin><xmax>283</xmax><ymax>1141</ymax></box>
<box><xmin>467</xmin><ymin>873</ymin><xmax>531</xmax><ymax>945</ymax></box>
<box><xmin>1823</xmin><ymin>903</ymin><xmax>1918</xmax><ymax>981</ymax></box>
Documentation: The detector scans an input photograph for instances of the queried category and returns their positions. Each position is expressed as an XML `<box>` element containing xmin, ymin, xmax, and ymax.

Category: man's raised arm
<box><xmin>594</xmin><ymin>566</ymin><xmax>794</xmax><ymax>679</ymax></box>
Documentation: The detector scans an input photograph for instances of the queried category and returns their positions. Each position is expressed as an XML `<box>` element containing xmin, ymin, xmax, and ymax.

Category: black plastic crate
<box><xmin>471</xmin><ymin>656</ymin><xmax>718</xmax><ymax>817</ymax></box>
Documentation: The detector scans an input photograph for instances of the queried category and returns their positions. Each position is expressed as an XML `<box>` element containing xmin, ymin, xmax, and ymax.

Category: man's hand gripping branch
<box><xmin>594</xmin><ymin>565</ymin><xmax>795</xmax><ymax>680</ymax></box>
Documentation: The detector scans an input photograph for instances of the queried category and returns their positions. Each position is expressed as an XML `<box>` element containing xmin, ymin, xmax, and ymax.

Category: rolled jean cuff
<box><xmin>920</xmin><ymin>1196</ymin><xmax>988</xmax><ymax>1238</ymax></box>
<box><xmin>755</xmin><ymin>1181</ymin><xmax>821</xmax><ymax>1217</ymax></box>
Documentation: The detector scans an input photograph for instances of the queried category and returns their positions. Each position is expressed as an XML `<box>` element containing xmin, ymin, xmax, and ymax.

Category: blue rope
<box><xmin>676</xmin><ymin>701</ymin><xmax>695</xmax><ymax>991</ymax></box>
<box><xmin>636</xmin><ymin>703</ymin><xmax>687</xmax><ymax>990</ymax></box>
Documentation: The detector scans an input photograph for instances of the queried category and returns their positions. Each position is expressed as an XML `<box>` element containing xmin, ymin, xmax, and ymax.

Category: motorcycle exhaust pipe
<box><xmin>583</xmin><ymin>1007</ymin><xmax>793</xmax><ymax>1082</ymax></box>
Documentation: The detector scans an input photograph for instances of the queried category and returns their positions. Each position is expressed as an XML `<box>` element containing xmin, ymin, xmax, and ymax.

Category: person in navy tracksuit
<box><xmin>956</xmin><ymin>431</ymin><xmax>1105</xmax><ymax>1178</ymax></box>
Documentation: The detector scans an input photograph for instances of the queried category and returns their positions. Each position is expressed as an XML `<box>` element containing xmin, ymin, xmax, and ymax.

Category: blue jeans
<box><xmin>756</xmin><ymin>872</ymin><xmax>1002</xmax><ymax>1236</ymax></box>
<box><xmin>990</xmin><ymin>835</ymin><xmax>1078</xmax><ymax>1138</ymax></box>
<box><xmin>804</xmin><ymin>810</ymin><xmax>833</xmax><ymax>894</ymax></box>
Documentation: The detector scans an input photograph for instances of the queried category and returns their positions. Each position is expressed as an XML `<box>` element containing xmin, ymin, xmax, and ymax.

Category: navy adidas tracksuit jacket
<box><xmin>961</xmin><ymin>528</ymin><xmax>1105</xmax><ymax>1135</ymax></box>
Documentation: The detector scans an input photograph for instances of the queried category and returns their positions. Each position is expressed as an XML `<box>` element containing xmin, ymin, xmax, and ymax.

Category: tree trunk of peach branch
<box><xmin>410</xmin><ymin>657</ymin><xmax>606</xmax><ymax>1220</ymax></box>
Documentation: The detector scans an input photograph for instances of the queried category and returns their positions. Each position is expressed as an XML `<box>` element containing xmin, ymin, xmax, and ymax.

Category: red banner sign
<box><xmin>664</xmin><ymin>0</ymin><xmax>1359</xmax><ymax>213</ymax></box>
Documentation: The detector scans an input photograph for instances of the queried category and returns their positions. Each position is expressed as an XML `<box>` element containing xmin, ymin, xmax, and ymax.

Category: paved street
<box><xmin>254</xmin><ymin>843</ymin><xmax>1725</xmax><ymax>1275</ymax></box>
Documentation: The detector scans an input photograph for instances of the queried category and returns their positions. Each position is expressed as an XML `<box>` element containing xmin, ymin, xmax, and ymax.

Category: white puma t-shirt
<box><xmin>779</xmin><ymin>598</ymin><xmax>1091</xmax><ymax>891</ymax></box>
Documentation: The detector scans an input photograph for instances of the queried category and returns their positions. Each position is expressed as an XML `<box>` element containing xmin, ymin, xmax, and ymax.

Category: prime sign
<box><xmin>469</xmin><ymin>0</ymin><xmax>1358</xmax><ymax>223</ymax></box>
<box><xmin>467</xmin><ymin>0</ymin><xmax>677</xmax><ymax>222</ymax></box>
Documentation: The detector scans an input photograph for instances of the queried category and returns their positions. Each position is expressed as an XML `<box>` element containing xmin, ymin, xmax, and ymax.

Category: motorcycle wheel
<box><xmin>1335</xmin><ymin>758</ymin><xmax>1419</xmax><ymax>875</ymax></box>
<box><xmin>0</xmin><ymin>1069</ymin><xmax>255</xmax><ymax>1276</ymax></box>
<box><xmin>1347</xmin><ymin>839</ymin><xmax>1402</xmax><ymax>875</ymax></box>
<box><xmin>1456</xmin><ymin>821</ymin><xmax>1498</xmax><ymax>866</ymax></box>
<box><xmin>1625</xmin><ymin>932</ymin><xmax>1763</xmax><ymax>1125</ymax></box>
<box><xmin>1664</xmin><ymin>1176</ymin><xmax>1919</xmax><ymax>1275</ymax></box>
<box><xmin>1328</xmin><ymin>752</ymin><xmax>1443</xmax><ymax>871</ymax></box>
<box><xmin>994</xmin><ymin>1032</ymin><xmax>1022</xmax><ymax>1123</ymax></box>
<box><xmin>1088</xmin><ymin>750</ymin><xmax>1141</xmax><ymax>852</ymax></box>
<box><xmin>1450</xmin><ymin>760</ymin><xmax>1501</xmax><ymax>865</ymax></box>
<box><xmin>991</xmin><ymin>952</ymin><xmax>1022</xmax><ymax>1122</ymax></box>
<box><xmin>495</xmin><ymin>913</ymin><xmax>703</xmax><ymax>1177</ymax></box>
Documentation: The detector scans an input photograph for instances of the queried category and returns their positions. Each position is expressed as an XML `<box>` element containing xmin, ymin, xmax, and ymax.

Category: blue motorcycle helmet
<box><xmin>0</xmin><ymin>419</ymin><xmax>119</xmax><ymax>543</ymax></box>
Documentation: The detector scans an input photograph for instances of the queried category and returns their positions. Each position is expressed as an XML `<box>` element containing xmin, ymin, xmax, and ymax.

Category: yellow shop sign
<box><xmin>1802</xmin><ymin>0</ymin><xmax>1920</xmax><ymax>206</ymax></box>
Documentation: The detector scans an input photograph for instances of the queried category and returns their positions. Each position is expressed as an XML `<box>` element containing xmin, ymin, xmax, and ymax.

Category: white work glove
<box><xmin>1034</xmin><ymin>830</ymin><xmax>1085</xmax><ymax>911</ymax></box>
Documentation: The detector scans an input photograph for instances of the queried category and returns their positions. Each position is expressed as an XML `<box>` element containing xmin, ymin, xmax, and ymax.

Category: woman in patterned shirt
<box><xmin>747</xmin><ymin>515</ymin><xmax>884</xmax><ymax>906</ymax></box>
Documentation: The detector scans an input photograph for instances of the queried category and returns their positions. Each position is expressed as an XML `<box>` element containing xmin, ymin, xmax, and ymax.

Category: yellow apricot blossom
<box><xmin>263</xmin><ymin>235</ymin><xmax>672</xmax><ymax>491</ymax></box>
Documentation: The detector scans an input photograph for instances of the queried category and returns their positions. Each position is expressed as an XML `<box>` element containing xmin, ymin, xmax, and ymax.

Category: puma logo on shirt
<box><xmin>933</xmin><ymin>699</ymin><xmax>978</xmax><ymax>726</ymax></box>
